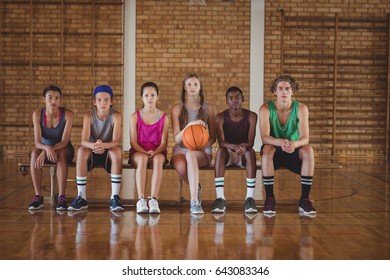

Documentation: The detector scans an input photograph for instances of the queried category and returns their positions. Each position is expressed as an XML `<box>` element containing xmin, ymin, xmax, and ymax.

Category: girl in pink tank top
<box><xmin>129</xmin><ymin>82</ymin><xmax>170</xmax><ymax>214</ymax></box>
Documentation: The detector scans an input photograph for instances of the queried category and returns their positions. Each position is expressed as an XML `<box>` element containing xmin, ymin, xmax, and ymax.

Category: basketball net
<box><xmin>188</xmin><ymin>0</ymin><xmax>206</xmax><ymax>6</ymax></box>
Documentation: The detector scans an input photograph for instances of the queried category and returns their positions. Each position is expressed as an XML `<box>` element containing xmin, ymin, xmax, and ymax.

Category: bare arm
<box><xmin>215</xmin><ymin>112</ymin><xmax>229</xmax><ymax>148</ymax></box>
<box><xmin>129</xmin><ymin>111</ymin><xmax>146</xmax><ymax>153</ymax></box>
<box><xmin>292</xmin><ymin>103</ymin><xmax>310</xmax><ymax>149</ymax></box>
<box><xmin>102</xmin><ymin>111</ymin><xmax>122</xmax><ymax>150</ymax></box>
<box><xmin>259</xmin><ymin>103</ymin><xmax>285</xmax><ymax>147</ymax></box>
<box><xmin>32</xmin><ymin>109</ymin><xmax>46</xmax><ymax>151</ymax></box>
<box><xmin>216</xmin><ymin>111</ymin><xmax>238</xmax><ymax>150</ymax></box>
<box><xmin>171</xmin><ymin>104</ymin><xmax>184</xmax><ymax>144</ymax></box>
<box><xmin>80</xmin><ymin>112</ymin><xmax>93</xmax><ymax>149</ymax></box>
<box><xmin>32</xmin><ymin>109</ymin><xmax>53</xmax><ymax>165</ymax></box>
<box><xmin>206</xmin><ymin>103</ymin><xmax>216</xmax><ymax>147</ymax></box>
<box><xmin>243</xmin><ymin>111</ymin><xmax>257</xmax><ymax>149</ymax></box>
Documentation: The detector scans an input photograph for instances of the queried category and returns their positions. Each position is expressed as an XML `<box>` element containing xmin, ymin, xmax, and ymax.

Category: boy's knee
<box><xmin>300</xmin><ymin>145</ymin><xmax>314</xmax><ymax>159</ymax></box>
<box><xmin>77</xmin><ymin>147</ymin><xmax>90</xmax><ymax>157</ymax></box>
<box><xmin>262</xmin><ymin>145</ymin><xmax>275</xmax><ymax>158</ymax></box>
<box><xmin>245</xmin><ymin>148</ymin><xmax>256</xmax><ymax>160</ymax></box>
<box><xmin>109</xmin><ymin>148</ymin><xmax>123</xmax><ymax>160</ymax></box>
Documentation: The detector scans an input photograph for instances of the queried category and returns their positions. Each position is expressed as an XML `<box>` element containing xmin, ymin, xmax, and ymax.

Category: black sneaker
<box><xmin>28</xmin><ymin>195</ymin><xmax>44</xmax><ymax>210</ymax></box>
<box><xmin>263</xmin><ymin>196</ymin><xmax>276</xmax><ymax>215</ymax></box>
<box><xmin>244</xmin><ymin>197</ymin><xmax>258</xmax><ymax>213</ymax></box>
<box><xmin>212</xmin><ymin>198</ymin><xmax>226</xmax><ymax>213</ymax></box>
<box><xmin>299</xmin><ymin>198</ymin><xmax>316</xmax><ymax>215</ymax></box>
<box><xmin>56</xmin><ymin>195</ymin><xmax>68</xmax><ymax>211</ymax></box>
<box><xmin>110</xmin><ymin>195</ymin><xmax>124</xmax><ymax>212</ymax></box>
<box><xmin>68</xmin><ymin>196</ymin><xmax>88</xmax><ymax>211</ymax></box>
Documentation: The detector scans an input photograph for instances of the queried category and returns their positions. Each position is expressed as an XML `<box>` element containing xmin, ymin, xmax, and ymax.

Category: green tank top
<box><xmin>268</xmin><ymin>100</ymin><xmax>300</xmax><ymax>141</ymax></box>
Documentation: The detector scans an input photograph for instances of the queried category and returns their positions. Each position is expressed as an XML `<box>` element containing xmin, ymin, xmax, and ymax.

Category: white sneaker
<box><xmin>148</xmin><ymin>198</ymin><xmax>160</xmax><ymax>214</ymax></box>
<box><xmin>136</xmin><ymin>198</ymin><xmax>148</xmax><ymax>214</ymax></box>
<box><xmin>190</xmin><ymin>200</ymin><xmax>204</xmax><ymax>215</ymax></box>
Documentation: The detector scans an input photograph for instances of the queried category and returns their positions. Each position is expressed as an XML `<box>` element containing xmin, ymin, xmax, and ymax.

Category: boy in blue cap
<box><xmin>68</xmin><ymin>85</ymin><xmax>124</xmax><ymax>212</ymax></box>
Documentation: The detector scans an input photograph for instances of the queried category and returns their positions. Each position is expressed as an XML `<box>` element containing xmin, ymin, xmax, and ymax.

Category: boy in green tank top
<box><xmin>259</xmin><ymin>75</ymin><xmax>316</xmax><ymax>216</ymax></box>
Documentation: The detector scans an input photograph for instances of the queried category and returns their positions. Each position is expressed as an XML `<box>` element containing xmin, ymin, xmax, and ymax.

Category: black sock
<box><xmin>301</xmin><ymin>175</ymin><xmax>313</xmax><ymax>199</ymax></box>
<box><xmin>263</xmin><ymin>176</ymin><xmax>274</xmax><ymax>198</ymax></box>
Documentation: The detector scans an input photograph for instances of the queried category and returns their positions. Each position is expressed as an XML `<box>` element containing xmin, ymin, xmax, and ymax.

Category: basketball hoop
<box><xmin>189</xmin><ymin>0</ymin><xmax>206</xmax><ymax>6</ymax></box>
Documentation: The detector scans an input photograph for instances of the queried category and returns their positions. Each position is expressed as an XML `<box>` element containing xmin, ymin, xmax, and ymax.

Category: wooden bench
<box><xmin>18</xmin><ymin>160</ymin><xmax>342</xmax><ymax>206</ymax></box>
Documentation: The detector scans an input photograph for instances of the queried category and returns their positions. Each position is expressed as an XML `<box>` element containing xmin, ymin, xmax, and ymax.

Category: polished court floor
<box><xmin>0</xmin><ymin>156</ymin><xmax>389</xmax><ymax>260</ymax></box>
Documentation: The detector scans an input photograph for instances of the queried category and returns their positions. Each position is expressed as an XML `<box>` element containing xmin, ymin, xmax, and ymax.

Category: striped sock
<box><xmin>76</xmin><ymin>176</ymin><xmax>87</xmax><ymax>199</ymax></box>
<box><xmin>301</xmin><ymin>175</ymin><xmax>313</xmax><ymax>199</ymax></box>
<box><xmin>215</xmin><ymin>177</ymin><xmax>225</xmax><ymax>199</ymax></box>
<box><xmin>263</xmin><ymin>176</ymin><xmax>274</xmax><ymax>198</ymax></box>
<box><xmin>246</xmin><ymin>177</ymin><xmax>256</xmax><ymax>198</ymax></box>
<box><xmin>111</xmin><ymin>174</ymin><xmax>122</xmax><ymax>198</ymax></box>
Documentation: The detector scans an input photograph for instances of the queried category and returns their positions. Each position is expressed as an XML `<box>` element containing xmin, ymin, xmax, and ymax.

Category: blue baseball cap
<box><xmin>93</xmin><ymin>85</ymin><xmax>113</xmax><ymax>97</ymax></box>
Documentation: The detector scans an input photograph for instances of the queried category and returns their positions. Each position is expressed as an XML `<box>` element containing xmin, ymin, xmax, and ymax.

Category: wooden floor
<box><xmin>0</xmin><ymin>156</ymin><xmax>389</xmax><ymax>260</ymax></box>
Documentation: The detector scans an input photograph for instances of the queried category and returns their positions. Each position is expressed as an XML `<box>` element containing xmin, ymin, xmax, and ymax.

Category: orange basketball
<box><xmin>182</xmin><ymin>124</ymin><xmax>209</xmax><ymax>150</ymax></box>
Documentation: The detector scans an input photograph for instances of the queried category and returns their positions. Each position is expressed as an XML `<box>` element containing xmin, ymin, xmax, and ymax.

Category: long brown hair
<box><xmin>179</xmin><ymin>73</ymin><xmax>207</xmax><ymax>129</ymax></box>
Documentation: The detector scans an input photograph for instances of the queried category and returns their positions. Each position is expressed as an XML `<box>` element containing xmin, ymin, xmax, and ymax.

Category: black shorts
<box><xmin>87</xmin><ymin>150</ymin><xmax>112</xmax><ymax>173</ymax></box>
<box><xmin>260</xmin><ymin>145</ymin><xmax>302</xmax><ymax>175</ymax></box>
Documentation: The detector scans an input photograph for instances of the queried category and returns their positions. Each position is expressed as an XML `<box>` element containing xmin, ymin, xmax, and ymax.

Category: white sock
<box><xmin>111</xmin><ymin>174</ymin><xmax>122</xmax><ymax>198</ymax></box>
<box><xmin>76</xmin><ymin>176</ymin><xmax>87</xmax><ymax>199</ymax></box>
<box><xmin>215</xmin><ymin>177</ymin><xmax>225</xmax><ymax>199</ymax></box>
<box><xmin>245</xmin><ymin>178</ymin><xmax>256</xmax><ymax>199</ymax></box>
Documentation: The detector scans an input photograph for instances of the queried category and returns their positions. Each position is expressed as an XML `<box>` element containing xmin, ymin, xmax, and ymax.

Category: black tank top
<box><xmin>222</xmin><ymin>108</ymin><xmax>250</xmax><ymax>144</ymax></box>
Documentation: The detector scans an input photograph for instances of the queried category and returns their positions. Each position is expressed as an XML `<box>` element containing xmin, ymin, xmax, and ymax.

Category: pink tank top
<box><xmin>130</xmin><ymin>110</ymin><xmax>167</xmax><ymax>156</ymax></box>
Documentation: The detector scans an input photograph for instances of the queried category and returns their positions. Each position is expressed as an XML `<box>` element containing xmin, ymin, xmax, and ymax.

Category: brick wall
<box><xmin>0</xmin><ymin>0</ymin><xmax>124</xmax><ymax>157</ymax></box>
<box><xmin>1</xmin><ymin>0</ymin><xmax>390</xmax><ymax>158</ymax></box>
<box><xmin>135</xmin><ymin>0</ymin><xmax>251</xmax><ymax>155</ymax></box>
<box><xmin>264</xmin><ymin>0</ymin><xmax>390</xmax><ymax>157</ymax></box>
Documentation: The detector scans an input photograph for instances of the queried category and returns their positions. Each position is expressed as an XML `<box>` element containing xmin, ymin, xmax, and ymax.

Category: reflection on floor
<box><xmin>0</xmin><ymin>157</ymin><xmax>389</xmax><ymax>260</ymax></box>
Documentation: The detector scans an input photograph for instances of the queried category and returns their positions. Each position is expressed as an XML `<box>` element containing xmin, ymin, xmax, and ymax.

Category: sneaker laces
<box><xmin>138</xmin><ymin>198</ymin><xmax>147</xmax><ymax>207</ymax></box>
<box><xmin>214</xmin><ymin>198</ymin><xmax>224</xmax><ymax>208</ymax></box>
<box><xmin>113</xmin><ymin>195</ymin><xmax>122</xmax><ymax>204</ymax></box>
<box><xmin>32</xmin><ymin>195</ymin><xmax>43</xmax><ymax>203</ymax></box>
<box><xmin>58</xmin><ymin>195</ymin><xmax>66</xmax><ymax>204</ymax></box>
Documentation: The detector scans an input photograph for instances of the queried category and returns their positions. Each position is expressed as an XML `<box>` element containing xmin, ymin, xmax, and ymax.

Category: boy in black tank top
<box><xmin>212</xmin><ymin>87</ymin><xmax>258</xmax><ymax>214</ymax></box>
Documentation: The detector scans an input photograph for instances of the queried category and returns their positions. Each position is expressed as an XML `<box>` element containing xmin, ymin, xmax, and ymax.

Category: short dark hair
<box><xmin>140</xmin><ymin>82</ymin><xmax>159</xmax><ymax>96</ymax></box>
<box><xmin>225</xmin><ymin>86</ymin><xmax>244</xmax><ymax>100</ymax></box>
<box><xmin>270</xmin><ymin>75</ymin><xmax>300</xmax><ymax>94</ymax></box>
<box><xmin>43</xmin><ymin>85</ymin><xmax>62</xmax><ymax>97</ymax></box>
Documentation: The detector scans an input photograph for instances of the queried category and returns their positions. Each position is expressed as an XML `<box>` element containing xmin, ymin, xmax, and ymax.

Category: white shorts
<box><xmin>226</xmin><ymin>149</ymin><xmax>244</xmax><ymax>167</ymax></box>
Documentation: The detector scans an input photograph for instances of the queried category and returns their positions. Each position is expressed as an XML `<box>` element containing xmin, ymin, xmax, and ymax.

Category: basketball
<box><xmin>182</xmin><ymin>124</ymin><xmax>209</xmax><ymax>150</ymax></box>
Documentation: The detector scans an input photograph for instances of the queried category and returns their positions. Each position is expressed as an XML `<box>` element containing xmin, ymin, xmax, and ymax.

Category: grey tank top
<box><xmin>40</xmin><ymin>107</ymin><xmax>66</xmax><ymax>146</ymax></box>
<box><xmin>89</xmin><ymin>107</ymin><xmax>114</xmax><ymax>142</ymax></box>
<box><xmin>185</xmin><ymin>101</ymin><xmax>209</xmax><ymax>123</ymax></box>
